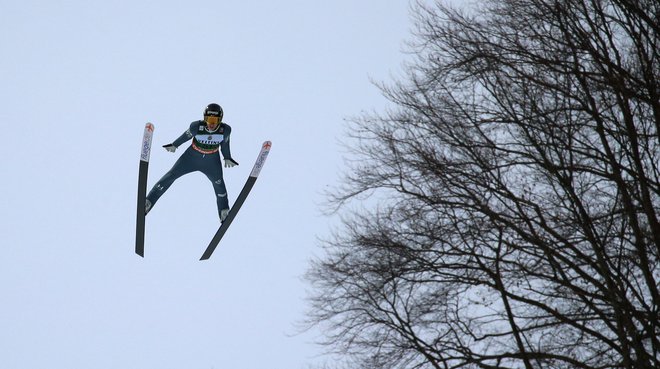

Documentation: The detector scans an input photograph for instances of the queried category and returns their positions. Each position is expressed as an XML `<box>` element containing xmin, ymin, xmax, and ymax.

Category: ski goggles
<box><xmin>204</xmin><ymin>116</ymin><xmax>220</xmax><ymax>125</ymax></box>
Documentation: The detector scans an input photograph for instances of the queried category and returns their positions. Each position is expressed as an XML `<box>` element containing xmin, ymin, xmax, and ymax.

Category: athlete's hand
<box><xmin>224</xmin><ymin>158</ymin><xmax>239</xmax><ymax>168</ymax></box>
<box><xmin>163</xmin><ymin>144</ymin><xmax>176</xmax><ymax>153</ymax></box>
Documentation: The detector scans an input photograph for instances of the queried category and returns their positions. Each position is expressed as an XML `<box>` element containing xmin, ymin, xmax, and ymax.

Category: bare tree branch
<box><xmin>306</xmin><ymin>1</ymin><xmax>660</xmax><ymax>368</ymax></box>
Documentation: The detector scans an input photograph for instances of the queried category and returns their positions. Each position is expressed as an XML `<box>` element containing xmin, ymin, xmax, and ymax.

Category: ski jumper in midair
<box><xmin>145</xmin><ymin>103</ymin><xmax>239</xmax><ymax>221</ymax></box>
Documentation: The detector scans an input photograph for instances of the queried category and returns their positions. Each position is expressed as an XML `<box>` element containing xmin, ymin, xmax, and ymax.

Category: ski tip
<box><xmin>145</xmin><ymin>122</ymin><xmax>154</xmax><ymax>132</ymax></box>
<box><xmin>262</xmin><ymin>141</ymin><xmax>272</xmax><ymax>150</ymax></box>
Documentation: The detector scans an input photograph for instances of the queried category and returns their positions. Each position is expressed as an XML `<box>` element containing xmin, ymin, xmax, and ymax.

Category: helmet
<box><xmin>204</xmin><ymin>103</ymin><xmax>223</xmax><ymax>120</ymax></box>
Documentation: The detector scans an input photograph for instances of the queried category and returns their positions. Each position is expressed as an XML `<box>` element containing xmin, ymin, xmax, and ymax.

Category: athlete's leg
<box><xmin>146</xmin><ymin>149</ymin><xmax>196</xmax><ymax>212</ymax></box>
<box><xmin>200</xmin><ymin>154</ymin><xmax>229</xmax><ymax>219</ymax></box>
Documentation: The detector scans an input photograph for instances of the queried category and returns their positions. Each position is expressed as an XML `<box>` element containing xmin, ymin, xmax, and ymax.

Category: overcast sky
<box><xmin>0</xmin><ymin>1</ymin><xmax>414</xmax><ymax>368</ymax></box>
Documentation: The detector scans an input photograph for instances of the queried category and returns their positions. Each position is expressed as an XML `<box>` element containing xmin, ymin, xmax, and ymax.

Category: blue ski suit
<box><xmin>146</xmin><ymin>121</ymin><xmax>235</xmax><ymax>218</ymax></box>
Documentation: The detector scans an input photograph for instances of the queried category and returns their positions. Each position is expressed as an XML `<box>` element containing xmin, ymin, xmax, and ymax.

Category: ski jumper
<box><xmin>146</xmin><ymin>121</ymin><xmax>234</xmax><ymax>218</ymax></box>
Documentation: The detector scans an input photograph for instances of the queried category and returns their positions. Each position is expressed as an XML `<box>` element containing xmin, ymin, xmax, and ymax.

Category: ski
<box><xmin>135</xmin><ymin>122</ymin><xmax>155</xmax><ymax>257</ymax></box>
<box><xmin>200</xmin><ymin>141</ymin><xmax>272</xmax><ymax>260</ymax></box>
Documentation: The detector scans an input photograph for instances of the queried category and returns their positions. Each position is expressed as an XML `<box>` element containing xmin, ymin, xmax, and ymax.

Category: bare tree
<box><xmin>305</xmin><ymin>0</ymin><xmax>659</xmax><ymax>368</ymax></box>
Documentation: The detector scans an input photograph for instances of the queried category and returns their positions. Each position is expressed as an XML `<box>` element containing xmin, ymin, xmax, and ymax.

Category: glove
<box><xmin>224</xmin><ymin>158</ymin><xmax>239</xmax><ymax>168</ymax></box>
<box><xmin>163</xmin><ymin>144</ymin><xmax>176</xmax><ymax>153</ymax></box>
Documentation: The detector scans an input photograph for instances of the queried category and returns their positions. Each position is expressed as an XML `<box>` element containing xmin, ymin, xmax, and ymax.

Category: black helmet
<box><xmin>204</xmin><ymin>103</ymin><xmax>223</xmax><ymax>120</ymax></box>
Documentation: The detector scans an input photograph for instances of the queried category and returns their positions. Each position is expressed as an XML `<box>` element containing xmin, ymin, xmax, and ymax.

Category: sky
<box><xmin>0</xmin><ymin>1</ymin><xmax>413</xmax><ymax>368</ymax></box>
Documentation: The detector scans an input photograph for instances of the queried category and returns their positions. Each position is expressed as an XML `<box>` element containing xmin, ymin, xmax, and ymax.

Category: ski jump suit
<box><xmin>146</xmin><ymin>121</ymin><xmax>234</xmax><ymax>218</ymax></box>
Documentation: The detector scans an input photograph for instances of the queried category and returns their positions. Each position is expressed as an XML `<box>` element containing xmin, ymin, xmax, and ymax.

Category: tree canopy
<box><xmin>306</xmin><ymin>0</ymin><xmax>660</xmax><ymax>368</ymax></box>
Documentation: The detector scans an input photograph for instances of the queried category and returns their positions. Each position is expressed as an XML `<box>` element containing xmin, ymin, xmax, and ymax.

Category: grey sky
<box><xmin>0</xmin><ymin>1</ymin><xmax>412</xmax><ymax>368</ymax></box>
